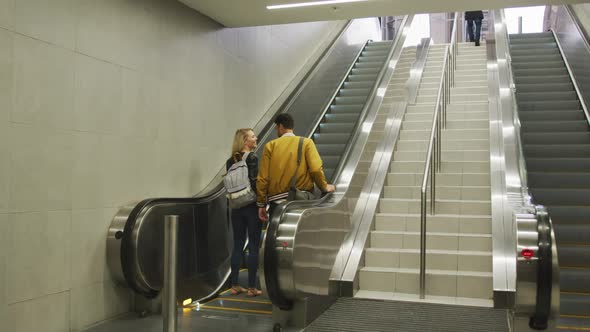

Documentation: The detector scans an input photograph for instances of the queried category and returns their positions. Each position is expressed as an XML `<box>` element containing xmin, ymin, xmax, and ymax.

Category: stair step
<box><xmin>383</xmin><ymin>185</ymin><xmax>490</xmax><ymax>201</ymax></box>
<box><xmin>370</xmin><ymin>230</ymin><xmax>492</xmax><ymax>251</ymax></box>
<box><xmin>359</xmin><ymin>267</ymin><xmax>492</xmax><ymax>298</ymax></box>
<box><xmin>375</xmin><ymin>213</ymin><xmax>491</xmax><ymax>234</ymax></box>
<box><xmin>378</xmin><ymin>198</ymin><xmax>491</xmax><ymax>215</ymax></box>
<box><xmin>365</xmin><ymin>248</ymin><xmax>492</xmax><ymax>272</ymax></box>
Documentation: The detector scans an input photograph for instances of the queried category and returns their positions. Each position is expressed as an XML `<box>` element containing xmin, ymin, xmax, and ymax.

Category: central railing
<box><xmin>418</xmin><ymin>12</ymin><xmax>459</xmax><ymax>299</ymax></box>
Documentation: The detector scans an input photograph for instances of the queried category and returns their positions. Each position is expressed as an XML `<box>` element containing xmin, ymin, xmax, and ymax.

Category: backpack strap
<box><xmin>289</xmin><ymin>137</ymin><xmax>305</xmax><ymax>192</ymax></box>
<box><xmin>242</xmin><ymin>151</ymin><xmax>250</xmax><ymax>161</ymax></box>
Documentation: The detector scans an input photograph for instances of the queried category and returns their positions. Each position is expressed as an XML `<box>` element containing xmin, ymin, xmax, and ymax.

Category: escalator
<box><xmin>510</xmin><ymin>30</ymin><xmax>590</xmax><ymax>331</ymax></box>
<box><xmin>320</xmin><ymin>41</ymin><xmax>393</xmax><ymax>181</ymax></box>
<box><xmin>105</xmin><ymin>18</ymin><xmax>397</xmax><ymax>322</ymax></box>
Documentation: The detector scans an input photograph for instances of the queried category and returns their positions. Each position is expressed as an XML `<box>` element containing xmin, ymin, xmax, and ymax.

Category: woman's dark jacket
<box><xmin>226</xmin><ymin>152</ymin><xmax>259</xmax><ymax>194</ymax></box>
<box><xmin>465</xmin><ymin>11</ymin><xmax>484</xmax><ymax>20</ymax></box>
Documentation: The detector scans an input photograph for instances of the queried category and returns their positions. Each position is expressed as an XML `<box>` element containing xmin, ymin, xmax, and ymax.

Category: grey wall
<box><xmin>0</xmin><ymin>0</ymin><xmax>344</xmax><ymax>331</ymax></box>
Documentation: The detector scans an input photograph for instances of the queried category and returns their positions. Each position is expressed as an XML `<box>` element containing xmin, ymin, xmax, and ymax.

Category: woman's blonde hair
<box><xmin>231</xmin><ymin>128</ymin><xmax>254</xmax><ymax>162</ymax></box>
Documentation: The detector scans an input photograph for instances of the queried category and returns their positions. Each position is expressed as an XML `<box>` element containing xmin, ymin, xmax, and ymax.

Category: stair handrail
<box><xmin>418</xmin><ymin>11</ymin><xmax>459</xmax><ymax>299</ymax></box>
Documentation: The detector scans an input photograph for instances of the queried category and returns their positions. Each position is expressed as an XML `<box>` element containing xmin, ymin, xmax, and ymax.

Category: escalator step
<box><xmin>339</xmin><ymin>88</ymin><xmax>371</xmax><ymax>96</ymax></box>
<box><xmin>361</xmin><ymin>50</ymin><xmax>389</xmax><ymax>57</ymax></box>
<box><xmin>351</xmin><ymin>67</ymin><xmax>380</xmax><ymax>75</ymax></box>
<box><xmin>316</xmin><ymin>143</ymin><xmax>346</xmax><ymax>155</ymax></box>
<box><xmin>526</xmin><ymin>158</ymin><xmax>590</xmax><ymax>172</ymax></box>
<box><xmin>510</xmin><ymin>54</ymin><xmax>563</xmax><ymax>63</ymax></box>
<box><xmin>515</xmin><ymin>75</ymin><xmax>570</xmax><ymax>84</ymax></box>
<box><xmin>319</xmin><ymin>122</ymin><xmax>356</xmax><ymax>133</ymax></box>
<box><xmin>331</xmin><ymin>104</ymin><xmax>364</xmax><ymax>113</ymax></box>
<box><xmin>554</xmin><ymin>224</ymin><xmax>590</xmax><ymax>246</ymax></box>
<box><xmin>510</xmin><ymin>48</ymin><xmax>560</xmax><ymax>57</ymax></box>
<box><xmin>513</xmin><ymin>67</ymin><xmax>569</xmax><ymax>77</ymax></box>
<box><xmin>516</xmin><ymin>91</ymin><xmax>577</xmax><ymax>102</ymax></box>
<box><xmin>509</xmin><ymin>32</ymin><xmax>553</xmax><ymax>39</ymax></box>
<box><xmin>529</xmin><ymin>173</ymin><xmax>590</xmax><ymax>189</ymax></box>
<box><xmin>322</xmin><ymin>156</ymin><xmax>340</xmax><ymax>169</ymax></box>
<box><xmin>343</xmin><ymin>81</ymin><xmax>373</xmax><ymax>89</ymax></box>
<box><xmin>560</xmin><ymin>293</ymin><xmax>590</xmax><ymax>317</ymax></box>
<box><xmin>314</xmin><ymin>133</ymin><xmax>351</xmax><ymax>144</ymax></box>
<box><xmin>524</xmin><ymin>144</ymin><xmax>590</xmax><ymax>157</ymax></box>
<box><xmin>531</xmin><ymin>188</ymin><xmax>590</xmax><ymax>205</ymax></box>
<box><xmin>522</xmin><ymin>132</ymin><xmax>590</xmax><ymax>144</ymax></box>
<box><xmin>559</xmin><ymin>246</ymin><xmax>590</xmax><ymax>270</ymax></box>
<box><xmin>519</xmin><ymin>110</ymin><xmax>585</xmax><ymax>121</ymax></box>
<box><xmin>324</xmin><ymin>113</ymin><xmax>359</xmax><ymax>123</ymax></box>
<box><xmin>515</xmin><ymin>82</ymin><xmax>573</xmax><ymax>93</ymax></box>
<box><xmin>547</xmin><ymin>206</ymin><xmax>590</xmax><ymax>224</ymax></box>
<box><xmin>520</xmin><ymin>120</ymin><xmax>589</xmax><ymax>133</ymax></box>
<box><xmin>512</xmin><ymin>61</ymin><xmax>565</xmax><ymax>70</ymax></box>
<box><xmin>510</xmin><ymin>42</ymin><xmax>557</xmax><ymax>50</ymax></box>
<box><xmin>334</xmin><ymin>96</ymin><xmax>367</xmax><ymax>105</ymax></box>
<box><xmin>518</xmin><ymin>100</ymin><xmax>580</xmax><ymax>111</ymax></box>
<box><xmin>510</xmin><ymin>36</ymin><xmax>555</xmax><ymax>44</ymax></box>
<box><xmin>324</xmin><ymin>168</ymin><xmax>335</xmax><ymax>182</ymax></box>
<box><xmin>348</xmin><ymin>74</ymin><xmax>377</xmax><ymax>81</ymax></box>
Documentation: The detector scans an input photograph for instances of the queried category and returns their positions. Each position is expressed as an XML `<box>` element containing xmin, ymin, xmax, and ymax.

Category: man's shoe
<box><xmin>475</xmin><ymin>41</ymin><xmax>480</xmax><ymax>46</ymax></box>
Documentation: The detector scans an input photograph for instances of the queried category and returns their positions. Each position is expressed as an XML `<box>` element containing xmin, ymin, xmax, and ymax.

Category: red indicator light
<box><xmin>521</xmin><ymin>249</ymin><xmax>534</xmax><ymax>259</ymax></box>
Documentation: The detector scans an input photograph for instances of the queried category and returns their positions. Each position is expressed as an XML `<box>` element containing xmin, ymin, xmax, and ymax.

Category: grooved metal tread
<box><xmin>305</xmin><ymin>298</ymin><xmax>509</xmax><ymax>332</ymax></box>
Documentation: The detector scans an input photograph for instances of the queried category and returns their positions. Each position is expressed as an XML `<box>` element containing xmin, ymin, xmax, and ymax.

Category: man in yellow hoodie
<box><xmin>257</xmin><ymin>113</ymin><xmax>335</xmax><ymax>221</ymax></box>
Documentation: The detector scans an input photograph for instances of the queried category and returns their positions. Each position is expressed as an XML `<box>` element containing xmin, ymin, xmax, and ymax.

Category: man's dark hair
<box><xmin>274</xmin><ymin>113</ymin><xmax>294</xmax><ymax>129</ymax></box>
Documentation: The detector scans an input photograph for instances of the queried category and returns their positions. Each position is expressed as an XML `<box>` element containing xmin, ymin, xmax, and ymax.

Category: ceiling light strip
<box><xmin>267</xmin><ymin>0</ymin><xmax>368</xmax><ymax>10</ymax></box>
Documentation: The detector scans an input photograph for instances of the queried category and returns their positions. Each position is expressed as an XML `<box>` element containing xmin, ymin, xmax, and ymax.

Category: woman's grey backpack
<box><xmin>224</xmin><ymin>152</ymin><xmax>257</xmax><ymax>209</ymax></box>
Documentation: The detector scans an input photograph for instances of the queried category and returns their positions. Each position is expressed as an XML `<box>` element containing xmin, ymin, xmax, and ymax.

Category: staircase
<box><xmin>510</xmin><ymin>32</ymin><xmax>590</xmax><ymax>332</ymax></box>
<box><xmin>357</xmin><ymin>42</ymin><xmax>493</xmax><ymax>305</ymax></box>
<box><xmin>316</xmin><ymin>40</ymin><xmax>393</xmax><ymax>182</ymax></box>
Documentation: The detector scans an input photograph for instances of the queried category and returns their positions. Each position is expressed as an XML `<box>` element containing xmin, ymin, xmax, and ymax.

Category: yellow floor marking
<box><xmin>213</xmin><ymin>297</ymin><xmax>271</xmax><ymax>305</ymax></box>
<box><xmin>199</xmin><ymin>305</ymin><xmax>272</xmax><ymax>315</ymax></box>
<box><xmin>561</xmin><ymin>291</ymin><xmax>590</xmax><ymax>296</ymax></box>
<box><xmin>219</xmin><ymin>288</ymin><xmax>233</xmax><ymax>296</ymax></box>
<box><xmin>561</xmin><ymin>314</ymin><xmax>590</xmax><ymax>319</ymax></box>
<box><xmin>556</xmin><ymin>326</ymin><xmax>590</xmax><ymax>331</ymax></box>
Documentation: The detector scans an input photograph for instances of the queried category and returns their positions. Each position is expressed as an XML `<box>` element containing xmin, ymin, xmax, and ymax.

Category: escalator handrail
<box><xmin>550</xmin><ymin>27</ymin><xmax>590</xmax><ymax>128</ymax></box>
<box><xmin>529</xmin><ymin>206</ymin><xmax>553</xmax><ymax>330</ymax></box>
<box><xmin>262</xmin><ymin>15</ymin><xmax>413</xmax><ymax>309</ymax></box>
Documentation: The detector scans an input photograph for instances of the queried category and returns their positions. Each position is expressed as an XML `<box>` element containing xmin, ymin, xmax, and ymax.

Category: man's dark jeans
<box><xmin>467</xmin><ymin>18</ymin><xmax>483</xmax><ymax>44</ymax></box>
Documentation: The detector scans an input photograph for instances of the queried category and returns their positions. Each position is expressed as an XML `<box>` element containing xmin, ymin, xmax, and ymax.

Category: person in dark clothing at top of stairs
<box><xmin>466</xmin><ymin>11</ymin><xmax>484</xmax><ymax>46</ymax></box>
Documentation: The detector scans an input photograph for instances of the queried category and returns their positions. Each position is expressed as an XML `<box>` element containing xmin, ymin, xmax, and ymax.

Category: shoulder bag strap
<box><xmin>289</xmin><ymin>137</ymin><xmax>305</xmax><ymax>191</ymax></box>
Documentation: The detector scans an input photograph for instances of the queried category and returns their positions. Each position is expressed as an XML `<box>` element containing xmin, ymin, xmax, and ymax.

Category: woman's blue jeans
<box><xmin>230</xmin><ymin>204</ymin><xmax>262</xmax><ymax>288</ymax></box>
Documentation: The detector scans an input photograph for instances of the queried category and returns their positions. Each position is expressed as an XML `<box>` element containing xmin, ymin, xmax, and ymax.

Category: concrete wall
<box><xmin>571</xmin><ymin>3</ymin><xmax>590</xmax><ymax>31</ymax></box>
<box><xmin>0</xmin><ymin>0</ymin><xmax>344</xmax><ymax>330</ymax></box>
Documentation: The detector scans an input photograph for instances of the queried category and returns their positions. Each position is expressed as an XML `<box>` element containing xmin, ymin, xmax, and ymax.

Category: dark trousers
<box><xmin>466</xmin><ymin>18</ymin><xmax>482</xmax><ymax>43</ymax></box>
<box><xmin>230</xmin><ymin>204</ymin><xmax>262</xmax><ymax>288</ymax></box>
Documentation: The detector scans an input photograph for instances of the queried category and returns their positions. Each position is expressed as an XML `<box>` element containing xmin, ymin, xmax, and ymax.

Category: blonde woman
<box><xmin>225</xmin><ymin>128</ymin><xmax>263</xmax><ymax>297</ymax></box>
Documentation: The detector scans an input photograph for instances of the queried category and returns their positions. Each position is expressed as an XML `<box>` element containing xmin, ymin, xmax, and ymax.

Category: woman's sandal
<box><xmin>230</xmin><ymin>285</ymin><xmax>247</xmax><ymax>295</ymax></box>
<box><xmin>247</xmin><ymin>288</ymin><xmax>263</xmax><ymax>297</ymax></box>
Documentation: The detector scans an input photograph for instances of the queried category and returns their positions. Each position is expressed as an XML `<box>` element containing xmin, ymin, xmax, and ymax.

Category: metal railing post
<box><xmin>518</xmin><ymin>16</ymin><xmax>523</xmax><ymax>34</ymax></box>
<box><xmin>163</xmin><ymin>215</ymin><xmax>179</xmax><ymax>332</ymax></box>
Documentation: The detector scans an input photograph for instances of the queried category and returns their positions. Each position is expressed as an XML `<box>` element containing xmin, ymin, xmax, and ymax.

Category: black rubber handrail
<box><xmin>529</xmin><ymin>206</ymin><xmax>552</xmax><ymax>330</ymax></box>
